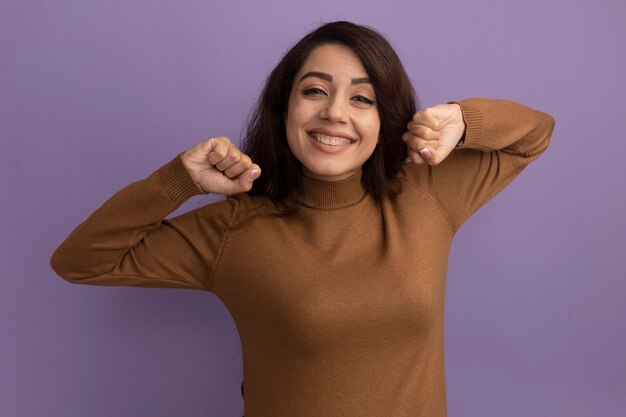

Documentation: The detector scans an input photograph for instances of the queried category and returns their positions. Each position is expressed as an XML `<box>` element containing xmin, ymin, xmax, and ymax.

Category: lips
<box><xmin>307</xmin><ymin>129</ymin><xmax>356</xmax><ymax>147</ymax></box>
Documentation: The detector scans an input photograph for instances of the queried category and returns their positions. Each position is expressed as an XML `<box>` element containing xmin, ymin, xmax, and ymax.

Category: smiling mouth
<box><xmin>309</xmin><ymin>132</ymin><xmax>356</xmax><ymax>146</ymax></box>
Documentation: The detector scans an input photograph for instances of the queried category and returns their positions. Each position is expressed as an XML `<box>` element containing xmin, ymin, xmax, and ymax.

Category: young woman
<box><xmin>51</xmin><ymin>21</ymin><xmax>554</xmax><ymax>417</ymax></box>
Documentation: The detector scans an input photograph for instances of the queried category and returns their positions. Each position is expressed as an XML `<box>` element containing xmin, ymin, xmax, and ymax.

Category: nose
<box><xmin>319</xmin><ymin>95</ymin><xmax>348</xmax><ymax>123</ymax></box>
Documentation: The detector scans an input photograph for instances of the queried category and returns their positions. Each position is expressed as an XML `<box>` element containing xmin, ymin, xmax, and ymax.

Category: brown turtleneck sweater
<box><xmin>51</xmin><ymin>98</ymin><xmax>554</xmax><ymax>417</ymax></box>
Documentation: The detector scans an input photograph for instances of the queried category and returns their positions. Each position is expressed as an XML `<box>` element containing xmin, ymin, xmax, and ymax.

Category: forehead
<box><xmin>297</xmin><ymin>44</ymin><xmax>368</xmax><ymax>79</ymax></box>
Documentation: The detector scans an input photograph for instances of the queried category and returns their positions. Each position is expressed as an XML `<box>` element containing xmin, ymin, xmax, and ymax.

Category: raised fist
<box><xmin>402</xmin><ymin>103</ymin><xmax>466</xmax><ymax>166</ymax></box>
<box><xmin>181</xmin><ymin>137</ymin><xmax>260</xmax><ymax>195</ymax></box>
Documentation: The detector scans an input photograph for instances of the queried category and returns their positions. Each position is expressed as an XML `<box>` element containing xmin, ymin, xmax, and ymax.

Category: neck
<box><xmin>296</xmin><ymin>170</ymin><xmax>367</xmax><ymax>209</ymax></box>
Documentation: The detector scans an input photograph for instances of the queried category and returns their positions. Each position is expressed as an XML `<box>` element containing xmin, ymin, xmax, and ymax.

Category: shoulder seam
<box><xmin>206</xmin><ymin>198</ymin><xmax>240</xmax><ymax>291</ymax></box>
<box><xmin>399</xmin><ymin>172</ymin><xmax>457</xmax><ymax>233</ymax></box>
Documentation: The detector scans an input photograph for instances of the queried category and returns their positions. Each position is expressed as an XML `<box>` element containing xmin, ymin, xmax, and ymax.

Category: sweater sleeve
<box><xmin>50</xmin><ymin>154</ymin><xmax>238</xmax><ymax>291</ymax></box>
<box><xmin>402</xmin><ymin>98</ymin><xmax>555</xmax><ymax>232</ymax></box>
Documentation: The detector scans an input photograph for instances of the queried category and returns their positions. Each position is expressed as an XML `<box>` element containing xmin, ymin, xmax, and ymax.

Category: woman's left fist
<box><xmin>402</xmin><ymin>103</ymin><xmax>466</xmax><ymax>165</ymax></box>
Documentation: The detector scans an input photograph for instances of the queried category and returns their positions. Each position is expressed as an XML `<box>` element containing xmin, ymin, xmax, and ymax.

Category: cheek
<box><xmin>285</xmin><ymin>114</ymin><xmax>299</xmax><ymax>144</ymax></box>
<box><xmin>285</xmin><ymin>104</ymin><xmax>304</xmax><ymax>133</ymax></box>
<box><xmin>362</xmin><ymin>115</ymin><xmax>381</xmax><ymax>144</ymax></box>
<box><xmin>360</xmin><ymin>117</ymin><xmax>381</xmax><ymax>160</ymax></box>
<box><xmin>285</xmin><ymin>112</ymin><xmax>305</xmax><ymax>158</ymax></box>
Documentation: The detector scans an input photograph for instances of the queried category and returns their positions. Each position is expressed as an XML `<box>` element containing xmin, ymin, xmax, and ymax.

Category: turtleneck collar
<box><xmin>296</xmin><ymin>170</ymin><xmax>367</xmax><ymax>210</ymax></box>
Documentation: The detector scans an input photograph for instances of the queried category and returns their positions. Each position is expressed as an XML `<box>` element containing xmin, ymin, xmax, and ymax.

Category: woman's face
<box><xmin>285</xmin><ymin>44</ymin><xmax>380</xmax><ymax>181</ymax></box>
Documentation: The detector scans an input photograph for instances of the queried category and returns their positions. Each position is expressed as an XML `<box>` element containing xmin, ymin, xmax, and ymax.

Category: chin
<box><xmin>303</xmin><ymin>162</ymin><xmax>359</xmax><ymax>181</ymax></box>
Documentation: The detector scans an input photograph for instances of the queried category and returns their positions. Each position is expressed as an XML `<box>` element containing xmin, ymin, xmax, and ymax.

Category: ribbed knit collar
<box><xmin>296</xmin><ymin>170</ymin><xmax>367</xmax><ymax>210</ymax></box>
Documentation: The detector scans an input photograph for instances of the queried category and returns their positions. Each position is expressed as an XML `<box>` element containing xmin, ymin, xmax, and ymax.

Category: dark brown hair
<box><xmin>241</xmin><ymin>21</ymin><xmax>417</xmax><ymax>201</ymax></box>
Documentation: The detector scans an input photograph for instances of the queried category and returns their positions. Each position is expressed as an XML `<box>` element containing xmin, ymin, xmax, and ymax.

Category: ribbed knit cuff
<box><xmin>457</xmin><ymin>101</ymin><xmax>483</xmax><ymax>149</ymax></box>
<box><xmin>158</xmin><ymin>153</ymin><xmax>206</xmax><ymax>203</ymax></box>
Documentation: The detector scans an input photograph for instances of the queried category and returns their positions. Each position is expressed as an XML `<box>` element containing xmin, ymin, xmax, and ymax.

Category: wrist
<box><xmin>453</xmin><ymin>103</ymin><xmax>466</xmax><ymax>148</ymax></box>
<box><xmin>179</xmin><ymin>152</ymin><xmax>207</xmax><ymax>193</ymax></box>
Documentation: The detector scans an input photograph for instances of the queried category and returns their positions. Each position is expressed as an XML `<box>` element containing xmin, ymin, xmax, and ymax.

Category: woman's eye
<box><xmin>303</xmin><ymin>88</ymin><xmax>326</xmax><ymax>96</ymax></box>
<box><xmin>353</xmin><ymin>95</ymin><xmax>375</xmax><ymax>105</ymax></box>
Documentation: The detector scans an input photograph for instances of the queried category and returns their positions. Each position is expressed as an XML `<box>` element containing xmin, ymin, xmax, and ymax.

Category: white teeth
<box><xmin>310</xmin><ymin>133</ymin><xmax>353</xmax><ymax>146</ymax></box>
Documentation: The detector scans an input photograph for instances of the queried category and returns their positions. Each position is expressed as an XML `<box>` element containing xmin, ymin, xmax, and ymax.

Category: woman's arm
<box><xmin>402</xmin><ymin>98</ymin><xmax>555</xmax><ymax>231</ymax></box>
<box><xmin>50</xmin><ymin>137</ymin><xmax>260</xmax><ymax>290</ymax></box>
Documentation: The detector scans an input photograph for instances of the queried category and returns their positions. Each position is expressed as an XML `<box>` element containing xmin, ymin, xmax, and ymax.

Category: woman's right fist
<box><xmin>181</xmin><ymin>137</ymin><xmax>261</xmax><ymax>195</ymax></box>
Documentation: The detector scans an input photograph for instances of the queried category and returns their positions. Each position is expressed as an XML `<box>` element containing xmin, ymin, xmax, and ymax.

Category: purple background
<box><xmin>2</xmin><ymin>0</ymin><xmax>624</xmax><ymax>416</ymax></box>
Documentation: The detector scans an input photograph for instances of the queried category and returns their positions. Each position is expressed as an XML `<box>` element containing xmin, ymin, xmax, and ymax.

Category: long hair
<box><xmin>241</xmin><ymin>21</ymin><xmax>417</xmax><ymax>201</ymax></box>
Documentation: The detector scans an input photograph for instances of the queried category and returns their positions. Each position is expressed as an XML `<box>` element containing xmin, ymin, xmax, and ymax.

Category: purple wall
<box><xmin>2</xmin><ymin>0</ymin><xmax>624</xmax><ymax>416</ymax></box>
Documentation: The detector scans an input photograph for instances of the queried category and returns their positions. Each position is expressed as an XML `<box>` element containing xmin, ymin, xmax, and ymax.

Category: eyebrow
<box><xmin>299</xmin><ymin>71</ymin><xmax>371</xmax><ymax>85</ymax></box>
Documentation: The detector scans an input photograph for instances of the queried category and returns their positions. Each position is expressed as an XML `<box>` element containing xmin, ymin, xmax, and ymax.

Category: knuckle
<box><xmin>211</xmin><ymin>136</ymin><xmax>231</xmax><ymax>151</ymax></box>
<box><xmin>414</xmin><ymin>125</ymin><xmax>426</xmax><ymax>136</ymax></box>
<box><xmin>227</xmin><ymin>152</ymin><xmax>241</xmax><ymax>164</ymax></box>
<box><xmin>214</xmin><ymin>147</ymin><xmax>227</xmax><ymax>158</ymax></box>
